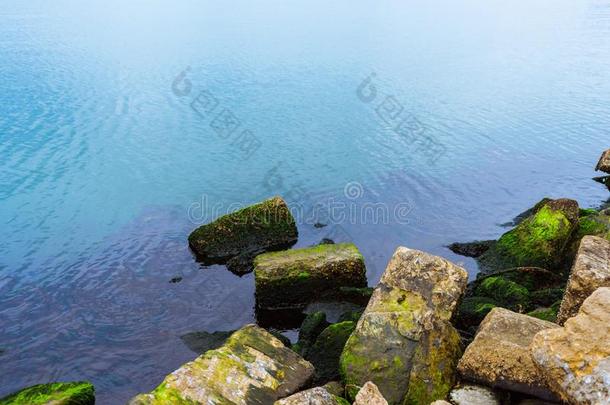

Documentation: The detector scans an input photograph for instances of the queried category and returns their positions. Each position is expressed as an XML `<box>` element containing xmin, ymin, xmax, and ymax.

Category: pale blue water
<box><xmin>1</xmin><ymin>0</ymin><xmax>609</xmax><ymax>402</ymax></box>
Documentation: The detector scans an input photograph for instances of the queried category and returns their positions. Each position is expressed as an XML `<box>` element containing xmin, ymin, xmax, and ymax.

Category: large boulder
<box><xmin>457</xmin><ymin>308</ymin><xmax>560</xmax><ymax>401</ymax></box>
<box><xmin>254</xmin><ymin>243</ymin><xmax>367</xmax><ymax>311</ymax></box>
<box><xmin>188</xmin><ymin>196</ymin><xmax>298</xmax><ymax>272</ymax></box>
<box><xmin>354</xmin><ymin>382</ymin><xmax>388</xmax><ymax>405</ymax></box>
<box><xmin>531</xmin><ymin>287</ymin><xmax>610</xmax><ymax>404</ymax></box>
<box><xmin>478</xmin><ymin>199</ymin><xmax>579</xmax><ymax>273</ymax></box>
<box><xmin>0</xmin><ymin>381</ymin><xmax>95</xmax><ymax>405</ymax></box>
<box><xmin>556</xmin><ymin>235</ymin><xmax>610</xmax><ymax>324</ymax></box>
<box><xmin>274</xmin><ymin>387</ymin><xmax>349</xmax><ymax>405</ymax></box>
<box><xmin>595</xmin><ymin>149</ymin><xmax>610</xmax><ymax>173</ymax></box>
<box><xmin>129</xmin><ymin>325</ymin><xmax>314</xmax><ymax>404</ymax></box>
<box><xmin>340</xmin><ymin>247</ymin><xmax>467</xmax><ymax>404</ymax></box>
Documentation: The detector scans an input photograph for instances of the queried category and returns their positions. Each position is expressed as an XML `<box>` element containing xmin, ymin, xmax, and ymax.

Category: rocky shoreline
<box><xmin>2</xmin><ymin>150</ymin><xmax>610</xmax><ymax>404</ymax></box>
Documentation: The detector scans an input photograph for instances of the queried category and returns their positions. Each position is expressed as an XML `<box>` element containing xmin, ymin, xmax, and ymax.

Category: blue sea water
<box><xmin>1</xmin><ymin>0</ymin><xmax>609</xmax><ymax>402</ymax></box>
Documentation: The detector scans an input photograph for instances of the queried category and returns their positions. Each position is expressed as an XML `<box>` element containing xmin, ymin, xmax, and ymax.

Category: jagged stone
<box><xmin>595</xmin><ymin>149</ymin><xmax>610</xmax><ymax>173</ymax></box>
<box><xmin>556</xmin><ymin>235</ymin><xmax>610</xmax><ymax>324</ymax></box>
<box><xmin>340</xmin><ymin>247</ymin><xmax>467</xmax><ymax>404</ymax></box>
<box><xmin>457</xmin><ymin>308</ymin><xmax>559</xmax><ymax>401</ymax></box>
<box><xmin>129</xmin><ymin>325</ymin><xmax>314</xmax><ymax>404</ymax></box>
<box><xmin>531</xmin><ymin>287</ymin><xmax>610</xmax><ymax>404</ymax></box>
<box><xmin>353</xmin><ymin>382</ymin><xmax>388</xmax><ymax>405</ymax></box>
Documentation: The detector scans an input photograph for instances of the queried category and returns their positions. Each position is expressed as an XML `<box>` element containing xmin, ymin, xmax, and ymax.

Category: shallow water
<box><xmin>1</xmin><ymin>0</ymin><xmax>610</xmax><ymax>402</ymax></box>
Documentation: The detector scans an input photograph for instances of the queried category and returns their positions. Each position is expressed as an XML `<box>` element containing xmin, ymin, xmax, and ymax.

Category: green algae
<box><xmin>455</xmin><ymin>296</ymin><xmax>498</xmax><ymax>330</ymax></box>
<box><xmin>294</xmin><ymin>311</ymin><xmax>329</xmax><ymax>356</ymax></box>
<box><xmin>0</xmin><ymin>381</ymin><xmax>94</xmax><ymax>405</ymax></box>
<box><xmin>307</xmin><ymin>321</ymin><xmax>356</xmax><ymax>384</ymax></box>
<box><xmin>475</xmin><ymin>276</ymin><xmax>530</xmax><ymax>311</ymax></box>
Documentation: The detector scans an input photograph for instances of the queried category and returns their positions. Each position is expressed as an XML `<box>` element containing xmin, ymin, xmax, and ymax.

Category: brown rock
<box><xmin>531</xmin><ymin>287</ymin><xmax>610</xmax><ymax>404</ymax></box>
<box><xmin>557</xmin><ymin>235</ymin><xmax>610</xmax><ymax>324</ymax></box>
<box><xmin>340</xmin><ymin>247</ymin><xmax>468</xmax><ymax>404</ymax></box>
<box><xmin>595</xmin><ymin>149</ymin><xmax>610</xmax><ymax>173</ymax></box>
<box><xmin>354</xmin><ymin>382</ymin><xmax>388</xmax><ymax>405</ymax></box>
<box><xmin>457</xmin><ymin>308</ymin><xmax>560</xmax><ymax>401</ymax></box>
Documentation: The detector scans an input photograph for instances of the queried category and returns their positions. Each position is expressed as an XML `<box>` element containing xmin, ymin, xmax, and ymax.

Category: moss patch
<box><xmin>474</xmin><ymin>276</ymin><xmax>530</xmax><ymax>311</ymax></box>
<box><xmin>0</xmin><ymin>382</ymin><xmax>94</xmax><ymax>405</ymax></box>
<box><xmin>307</xmin><ymin>321</ymin><xmax>357</xmax><ymax>384</ymax></box>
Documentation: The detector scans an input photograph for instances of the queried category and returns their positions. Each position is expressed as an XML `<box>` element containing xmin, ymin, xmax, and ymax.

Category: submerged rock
<box><xmin>254</xmin><ymin>243</ymin><xmax>367</xmax><ymax>311</ymax></box>
<box><xmin>307</xmin><ymin>321</ymin><xmax>356</xmax><ymax>384</ymax></box>
<box><xmin>557</xmin><ymin>235</ymin><xmax>610</xmax><ymax>324</ymax></box>
<box><xmin>353</xmin><ymin>382</ymin><xmax>388</xmax><ymax>405</ymax></box>
<box><xmin>531</xmin><ymin>287</ymin><xmax>610</xmax><ymax>404</ymax></box>
<box><xmin>274</xmin><ymin>387</ymin><xmax>348</xmax><ymax>405</ymax></box>
<box><xmin>180</xmin><ymin>330</ymin><xmax>234</xmax><ymax>354</ymax></box>
<box><xmin>340</xmin><ymin>247</ymin><xmax>467</xmax><ymax>404</ymax></box>
<box><xmin>448</xmin><ymin>240</ymin><xmax>495</xmax><ymax>258</ymax></box>
<box><xmin>129</xmin><ymin>324</ymin><xmax>314</xmax><ymax>404</ymax></box>
<box><xmin>595</xmin><ymin>149</ymin><xmax>610</xmax><ymax>173</ymax></box>
<box><xmin>188</xmin><ymin>196</ymin><xmax>298</xmax><ymax>269</ymax></box>
<box><xmin>478</xmin><ymin>199</ymin><xmax>579</xmax><ymax>273</ymax></box>
<box><xmin>0</xmin><ymin>381</ymin><xmax>95</xmax><ymax>405</ymax></box>
<box><xmin>457</xmin><ymin>308</ymin><xmax>559</xmax><ymax>401</ymax></box>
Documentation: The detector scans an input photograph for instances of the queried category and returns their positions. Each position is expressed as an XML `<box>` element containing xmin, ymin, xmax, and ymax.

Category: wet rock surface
<box><xmin>188</xmin><ymin>196</ymin><xmax>298</xmax><ymax>268</ymax></box>
<box><xmin>531</xmin><ymin>287</ymin><xmax>610</xmax><ymax>404</ymax></box>
<box><xmin>254</xmin><ymin>243</ymin><xmax>367</xmax><ymax>311</ymax></box>
<box><xmin>595</xmin><ymin>149</ymin><xmax>610</xmax><ymax>173</ymax></box>
<box><xmin>557</xmin><ymin>235</ymin><xmax>610</xmax><ymax>324</ymax></box>
<box><xmin>457</xmin><ymin>308</ymin><xmax>560</xmax><ymax>401</ymax></box>
<box><xmin>448</xmin><ymin>240</ymin><xmax>495</xmax><ymax>258</ymax></box>
<box><xmin>340</xmin><ymin>247</ymin><xmax>467</xmax><ymax>404</ymax></box>
<box><xmin>129</xmin><ymin>325</ymin><xmax>314</xmax><ymax>405</ymax></box>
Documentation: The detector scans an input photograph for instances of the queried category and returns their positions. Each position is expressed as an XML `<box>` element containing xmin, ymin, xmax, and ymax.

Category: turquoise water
<box><xmin>1</xmin><ymin>0</ymin><xmax>610</xmax><ymax>402</ymax></box>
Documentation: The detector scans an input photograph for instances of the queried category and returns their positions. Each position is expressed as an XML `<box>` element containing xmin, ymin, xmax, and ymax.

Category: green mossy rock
<box><xmin>478</xmin><ymin>199</ymin><xmax>579</xmax><ymax>273</ymax></box>
<box><xmin>340</xmin><ymin>247</ymin><xmax>467</xmax><ymax>404</ymax></box>
<box><xmin>129</xmin><ymin>325</ymin><xmax>314</xmax><ymax>405</ymax></box>
<box><xmin>188</xmin><ymin>196</ymin><xmax>298</xmax><ymax>265</ymax></box>
<box><xmin>527</xmin><ymin>301</ymin><xmax>561</xmax><ymax>323</ymax></box>
<box><xmin>294</xmin><ymin>311</ymin><xmax>329</xmax><ymax>356</ymax></box>
<box><xmin>530</xmin><ymin>288</ymin><xmax>564</xmax><ymax>308</ymax></box>
<box><xmin>0</xmin><ymin>381</ymin><xmax>94</xmax><ymax>405</ymax></box>
<box><xmin>474</xmin><ymin>276</ymin><xmax>530</xmax><ymax>311</ymax></box>
<box><xmin>307</xmin><ymin>321</ymin><xmax>356</xmax><ymax>384</ymax></box>
<box><xmin>254</xmin><ymin>243</ymin><xmax>367</xmax><ymax>311</ymax></box>
<box><xmin>455</xmin><ymin>296</ymin><xmax>498</xmax><ymax>330</ymax></box>
<box><xmin>338</xmin><ymin>310</ymin><xmax>363</xmax><ymax>323</ymax></box>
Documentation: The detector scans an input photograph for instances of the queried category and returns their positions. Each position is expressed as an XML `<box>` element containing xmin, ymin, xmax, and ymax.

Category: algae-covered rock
<box><xmin>340</xmin><ymin>247</ymin><xmax>467</xmax><ymax>404</ymax></box>
<box><xmin>527</xmin><ymin>302</ymin><xmax>560</xmax><ymax>323</ymax></box>
<box><xmin>457</xmin><ymin>308</ymin><xmax>559</xmax><ymax>401</ymax></box>
<box><xmin>180</xmin><ymin>330</ymin><xmax>234</xmax><ymax>354</ymax></box>
<box><xmin>474</xmin><ymin>276</ymin><xmax>530</xmax><ymax>311</ymax></box>
<box><xmin>274</xmin><ymin>387</ymin><xmax>349</xmax><ymax>405</ymax></box>
<box><xmin>531</xmin><ymin>287</ymin><xmax>610</xmax><ymax>404</ymax></box>
<box><xmin>478</xmin><ymin>199</ymin><xmax>579</xmax><ymax>273</ymax></box>
<box><xmin>448</xmin><ymin>240</ymin><xmax>495</xmax><ymax>258</ymax></box>
<box><xmin>557</xmin><ymin>235</ymin><xmax>610</xmax><ymax>324</ymax></box>
<box><xmin>294</xmin><ymin>311</ymin><xmax>329</xmax><ymax>356</ymax></box>
<box><xmin>188</xmin><ymin>196</ymin><xmax>298</xmax><ymax>269</ymax></box>
<box><xmin>353</xmin><ymin>382</ymin><xmax>388</xmax><ymax>405</ymax></box>
<box><xmin>0</xmin><ymin>381</ymin><xmax>95</xmax><ymax>405</ymax></box>
<box><xmin>595</xmin><ymin>149</ymin><xmax>610</xmax><ymax>173</ymax></box>
<box><xmin>129</xmin><ymin>324</ymin><xmax>314</xmax><ymax>405</ymax></box>
<box><xmin>254</xmin><ymin>243</ymin><xmax>367</xmax><ymax>311</ymax></box>
<box><xmin>455</xmin><ymin>296</ymin><xmax>497</xmax><ymax>332</ymax></box>
<box><xmin>307</xmin><ymin>321</ymin><xmax>356</xmax><ymax>384</ymax></box>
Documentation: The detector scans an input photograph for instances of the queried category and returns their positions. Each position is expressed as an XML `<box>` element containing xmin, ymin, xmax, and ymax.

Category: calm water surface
<box><xmin>1</xmin><ymin>0</ymin><xmax>610</xmax><ymax>403</ymax></box>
